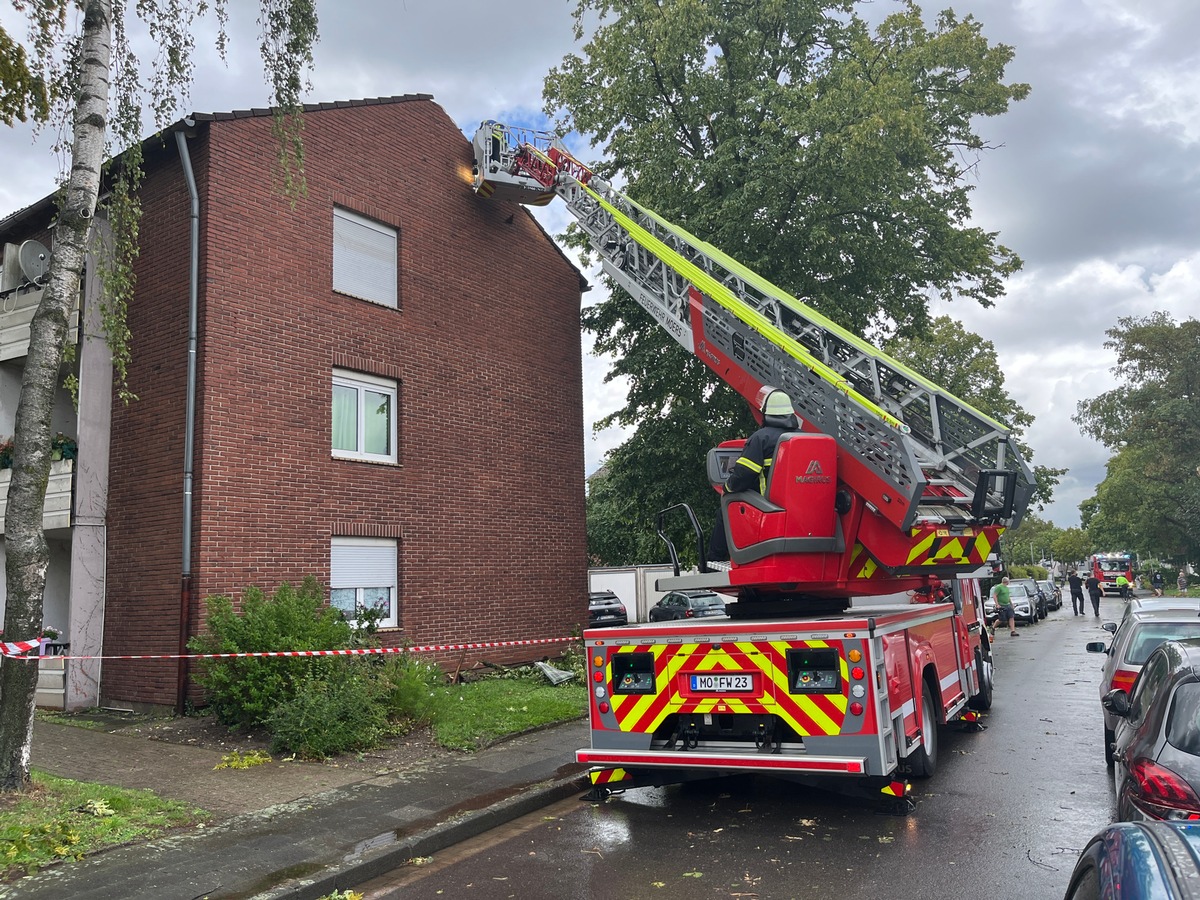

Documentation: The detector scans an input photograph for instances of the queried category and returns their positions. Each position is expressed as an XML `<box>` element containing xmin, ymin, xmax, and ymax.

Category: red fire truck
<box><xmin>471</xmin><ymin>123</ymin><xmax>1034</xmax><ymax>810</ymax></box>
<box><xmin>1091</xmin><ymin>552</ymin><xmax>1136</xmax><ymax>597</ymax></box>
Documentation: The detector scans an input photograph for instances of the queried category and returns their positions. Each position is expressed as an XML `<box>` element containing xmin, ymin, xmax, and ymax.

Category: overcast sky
<box><xmin>2</xmin><ymin>0</ymin><xmax>1197</xmax><ymax>530</ymax></box>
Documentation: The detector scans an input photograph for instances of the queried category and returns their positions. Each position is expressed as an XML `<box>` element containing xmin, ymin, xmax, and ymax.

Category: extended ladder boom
<box><xmin>471</xmin><ymin>123</ymin><xmax>1034</xmax><ymax>536</ymax></box>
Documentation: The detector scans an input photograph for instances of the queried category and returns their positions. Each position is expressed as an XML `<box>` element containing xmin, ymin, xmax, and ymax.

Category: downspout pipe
<box><xmin>175</xmin><ymin>123</ymin><xmax>199</xmax><ymax>715</ymax></box>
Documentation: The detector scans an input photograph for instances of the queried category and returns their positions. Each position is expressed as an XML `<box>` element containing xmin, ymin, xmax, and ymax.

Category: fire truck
<box><xmin>471</xmin><ymin>123</ymin><xmax>1035</xmax><ymax>809</ymax></box>
<box><xmin>1091</xmin><ymin>552</ymin><xmax>1136</xmax><ymax>597</ymax></box>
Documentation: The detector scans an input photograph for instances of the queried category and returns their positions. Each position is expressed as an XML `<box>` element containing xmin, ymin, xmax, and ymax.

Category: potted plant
<box><xmin>50</xmin><ymin>433</ymin><xmax>77</xmax><ymax>462</ymax></box>
<box><xmin>0</xmin><ymin>434</ymin><xmax>77</xmax><ymax>468</ymax></box>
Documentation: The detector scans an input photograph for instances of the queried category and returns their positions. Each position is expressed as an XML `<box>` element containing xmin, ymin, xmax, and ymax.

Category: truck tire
<box><xmin>969</xmin><ymin>647</ymin><xmax>993</xmax><ymax>711</ymax></box>
<box><xmin>909</xmin><ymin>682</ymin><xmax>939</xmax><ymax>778</ymax></box>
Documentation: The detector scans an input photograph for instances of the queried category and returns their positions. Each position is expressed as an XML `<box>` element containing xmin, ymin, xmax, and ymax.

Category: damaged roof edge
<box><xmin>0</xmin><ymin>92</ymin><xmax>588</xmax><ymax>294</ymax></box>
<box><xmin>0</xmin><ymin>93</ymin><xmax>437</xmax><ymax>239</ymax></box>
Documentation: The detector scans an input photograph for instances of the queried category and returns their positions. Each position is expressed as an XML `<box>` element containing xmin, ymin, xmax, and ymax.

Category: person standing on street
<box><xmin>1151</xmin><ymin>571</ymin><xmax>1165</xmax><ymax>597</ymax></box>
<box><xmin>1086</xmin><ymin>572</ymin><xmax>1103</xmax><ymax>616</ymax></box>
<box><xmin>1182</xmin><ymin>569</ymin><xmax>1191</xmax><ymax>596</ymax></box>
<box><xmin>990</xmin><ymin>577</ymin><xmax>1018</xmax><ymax>637</ymax></box>
<box><xmin>1115</xmin><ymin>573</ymin><xmax>1131</xmax><ymax>600</ymax></box>
<box><xmin>1068</xmin><ymin>569</ymin><xmax>1085</xmax><ymax>616</ymax></box>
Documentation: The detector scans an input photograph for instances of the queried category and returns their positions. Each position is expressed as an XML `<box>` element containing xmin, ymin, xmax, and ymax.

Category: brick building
<box><xmin>0</xmin><ymin>95</ymin><xmax>588</xmax><ymax>711</ymax></box>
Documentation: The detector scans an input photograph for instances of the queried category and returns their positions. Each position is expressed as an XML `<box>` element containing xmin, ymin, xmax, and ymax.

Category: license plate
<box><xmin>689</xmin><ymin>673</ymin><xmax>755</xmax><ymax>693</ymax></box>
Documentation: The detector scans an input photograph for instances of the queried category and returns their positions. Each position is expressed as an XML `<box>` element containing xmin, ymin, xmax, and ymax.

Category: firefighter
<box><xmin>725</xmin><ymin>388</ymin><xmax>799</xmax><ymax>494</ymax></box>
<box><xmin>1115</xmin><ymin>573</ymin><xmax>1130</xmax><ymax>600</ymax></box>
<box><xmin>709</xmin><ymin>387</ymin><xmax>798</xmax><ymax>561</ymax></box>
<box><xmin>1086</xmin><ymin>572</ymin><xmax>1102</xmax><ymax>616</ymax></box>
<box><xmin>1067</xmin><ymin>569</ymin><xmax>1085</xmax><ymax>615</ymax></box>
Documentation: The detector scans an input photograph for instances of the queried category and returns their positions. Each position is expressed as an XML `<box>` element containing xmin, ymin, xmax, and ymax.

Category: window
<box><xmin>333</xmin><ymin>207</ymin><xmax>397</xmax><ymax>307</ymax></box>
<box><xmin>332</xmin><ymin>369</ymin><xmax>397</xmax><ymax>463</ymax></box>
<box><xmin>1167</xmin><ymin>683</ymin><xmax>1200</xmax><ymax>755</ymax></box>
<box><xmin>330</xmin><ymin>537</ymin><xmax>398</xmax><ymax>628</ymax></box>
<box><xmin>1128</xmin><ymin>651</ymin><xmax>1170</xmax><ymax>725</ymax></box>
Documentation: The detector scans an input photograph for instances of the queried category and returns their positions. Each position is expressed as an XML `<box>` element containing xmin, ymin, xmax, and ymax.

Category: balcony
<box><xmin>0</xmin><ymin>286</ymin><xmax>80</xmax><ymax>362</ymax></box>
<box><xmin>0</xmin><ymin>458</ymin><xmax>74</xmax><ymax>532</ymax></box>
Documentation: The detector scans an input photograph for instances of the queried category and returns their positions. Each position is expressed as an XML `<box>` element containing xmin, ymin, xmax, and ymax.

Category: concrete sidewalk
<box><xmin>6</xmin><ymin>718</ymin><xmax>590</xmax><ymax>899</ymax></box>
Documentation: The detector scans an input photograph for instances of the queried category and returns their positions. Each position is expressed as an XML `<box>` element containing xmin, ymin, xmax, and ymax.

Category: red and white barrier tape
<box><xmin>0</xmin><ymin>640</ymin><xmax>44</xmax><ymax>657</ymax></box>
<box><xmin>0</xmin><ymin>635</ymin><xmax>578</xmax><ymax>661</ymax></box>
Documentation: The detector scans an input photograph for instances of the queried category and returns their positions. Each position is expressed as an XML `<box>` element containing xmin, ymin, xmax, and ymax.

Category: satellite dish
<box><xmin>17</xmin><ymin>240</ymin><xmax>49</xmax><ymax>286</ymax></box>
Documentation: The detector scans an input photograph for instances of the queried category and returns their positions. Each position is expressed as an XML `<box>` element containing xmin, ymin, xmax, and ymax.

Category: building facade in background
<box><xmin>0</xmin><ymin>95</ymin><xmax>588</xmax><ymax>711</ymax></box>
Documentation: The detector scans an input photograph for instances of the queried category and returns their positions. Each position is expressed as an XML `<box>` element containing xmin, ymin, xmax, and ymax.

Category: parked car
<box><xmin>1063</xmin><ymin>821</ymin><xmax>1200</xmax><ymax>899</ymax></box>
<box><xmin>588</xmin><ymin>591</ymin><xmax>628</xmax><ymax>627</ymax></box>
<box><xmin>1038</xmin><ymin>579</ymin><xmax>1064</xmax><ymax>611</ymax></box>
<box><xmin>1106</xmin><ymin>639</ymin><xmax>1200</xmax><ymax>822</ymax></box>
<box><xmin>648</xmin><ymin>590</ymin><xmax>727</xmax><ymax>621</ymax></box>
<box><xmin>1113</xmin><ymin>597</ymin><xmax>1200</xmax><ymax>633</ymax></box>
<box><xmin>982</xmin><ymin>581</ymin><xmax>1039</xmax><ymax>626</ymax></box>
<box><xmin>1088</xmin><ymin>607</ymin><xmax>1200</xmax><ymax>764</ymax></box>
<box><xmin>1010</xmin><ymin>577</ymin><xmax>1049</xmax><ymax>619</ymax></box>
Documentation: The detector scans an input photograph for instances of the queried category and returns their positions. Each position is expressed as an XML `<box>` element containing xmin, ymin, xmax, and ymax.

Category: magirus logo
<box><xmin>796</xmin><ymin>459</ymin><xmax>831</xmax><ymax>483</ymax></box>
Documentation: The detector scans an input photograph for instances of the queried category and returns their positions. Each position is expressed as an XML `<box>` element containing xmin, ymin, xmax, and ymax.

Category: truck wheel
<box><xmin>909</xmin><ymin>682</ymin><xmax>939</xmax><ymax>778</ymax></box>
<box><xmin>969</xmin><ymin>648</ymin><xmax>993</xmax><ymax>711</ymax></box>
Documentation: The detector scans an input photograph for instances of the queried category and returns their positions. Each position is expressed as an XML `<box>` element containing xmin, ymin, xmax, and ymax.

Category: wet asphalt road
<box><xmin>358</xmin><ymin>595</ymin><xmax>1132</xmax><ymax>900</ymax></box>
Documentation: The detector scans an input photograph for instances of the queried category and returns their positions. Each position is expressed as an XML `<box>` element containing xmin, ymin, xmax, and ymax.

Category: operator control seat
<box><xmin>720</xmin><ymin>433</ymin><xmax>843</xmax><ymax>569</ymax></box>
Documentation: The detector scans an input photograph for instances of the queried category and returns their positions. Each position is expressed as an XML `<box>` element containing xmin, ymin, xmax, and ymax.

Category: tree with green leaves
<box><xmin>550</xmin><ymin>0</ymin><xmax>1029</xmax><ymax>562</ymax></box>
<box><xmin>1052</xmin><ymin>527</ymin><xmax>1092</xmax><ymax>569</ymax></box>
<box><xmin>1074</xmin><ymin>312</ymin><xmax>1200</xmax><ymax>565</ymax></box>
<box><xmin>999</xmin><ymin>512</ymin><xmax>1060</xmax><ymax>570</ymax></box>
<box><xmin>0</xmin><ymin>0</ymin><xmax>317</xmax><ymax>792</ymax></box>
<box><xmin>884</xmin><ymin>315</ymin><xmax>1064</xmax><ymax>509</ymax></box>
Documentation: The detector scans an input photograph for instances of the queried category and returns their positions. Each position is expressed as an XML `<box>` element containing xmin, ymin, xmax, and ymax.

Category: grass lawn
<box><xmin>0</xmin><ymin>770</ymin><xmax>207</xmax><ymax>878</ymax></box>
<box><xmin>429</xmin><ymin>674</ymin><xmax>586</xmax><ymax>751</ymax></box>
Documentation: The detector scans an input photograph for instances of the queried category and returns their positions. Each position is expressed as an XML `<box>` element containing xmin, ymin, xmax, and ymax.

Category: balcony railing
<box><xmin>0</xmin><ymin>287</ymin><xmax>80</xmax><ymax>362</ymax></box>
<box><xmin>0</xmin><ymin>458</ymin><xmax>74</xmax><ymax>532</ymax></box>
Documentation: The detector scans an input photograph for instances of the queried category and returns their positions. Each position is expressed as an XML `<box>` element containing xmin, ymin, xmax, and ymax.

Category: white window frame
<box><xmin>333</xmin><ymin>207</ymin><xmax>397</xmax><ymax>308</ymax></box>
<box><xmin>330</xmin><ymin>537</ymin><xmax>398</xmax><ymax>628</ymax></box>
<box><xmin>332</xmin><ymin>369</ymin><xmax>398</xmax><ymax>464</ymax></box>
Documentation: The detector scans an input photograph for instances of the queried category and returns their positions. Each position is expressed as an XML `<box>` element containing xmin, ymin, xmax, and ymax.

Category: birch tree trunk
<box><xmin>0</xmin><ymin>0</ymin><xmax>111</xmax><ymax>791</ymax></box>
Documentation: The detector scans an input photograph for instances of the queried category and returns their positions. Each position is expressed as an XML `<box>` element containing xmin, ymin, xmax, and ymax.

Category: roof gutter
<box><xmin>174</xmin><ymin>122</ymin><xmax>199</xmax><ymax>715</ymax></box>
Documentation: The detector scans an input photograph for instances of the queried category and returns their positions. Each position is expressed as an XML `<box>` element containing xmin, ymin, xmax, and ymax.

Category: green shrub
<box><xmin>373</xmin><ymin>653</ymin><xmax>443</xmax><ymax>728</ymax></box>
<box><xmin>266</xmin><ymin>666</ymin><xmax>390</xmax><ymax>758</ymax></box>
<box><xmin>189</xmin><ymin>577</ymin><xmax>353</xmax><ymax>730</ymax></box>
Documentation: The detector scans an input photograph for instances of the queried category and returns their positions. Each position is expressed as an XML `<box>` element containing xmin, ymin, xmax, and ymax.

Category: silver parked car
<box><xmin>982</xmin><ymin>581</ymin><xmax>1038</xmax><ymax>626</ymax></box>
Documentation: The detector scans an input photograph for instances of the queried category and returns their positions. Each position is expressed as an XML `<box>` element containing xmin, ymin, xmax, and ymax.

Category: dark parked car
<box><xmin>1038</xmin><ymin>579</ymin><xmax>1063</xmax><ymax>611</ymax></box>
<box><xmin>1063</xmin><ymin>821</ymin><xmax>1200</xmax><ymax>899</ymax></box>
<box><xmin>1088</xmin><ymin>608</ymin><xmax>1200</xmax><ymax>764</ymax></box>
<box><xmin>1106</xmin><ymin>639</ymin><xmax>1200</xmax><ymax>822</ymax></box>
<box><xmin>588</xmin><ymin>591</ymin><xmax>628</xmax><ymax>627</ymax></box>
<box><xmin>648</xmin><ymin>590</ymin><xmax>727</xmax><ymax>621</ymax></box>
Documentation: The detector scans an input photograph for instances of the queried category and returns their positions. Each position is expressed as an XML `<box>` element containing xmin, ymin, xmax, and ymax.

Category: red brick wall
<box><xmin>102</xmin><ymin>99</ymin><xmax>587</xmax><ymax>706</ymax></box>
<box><xmin>101</xmin><ymin>138</ymin><xmax>194</xmax><ymax>705</ymax></box>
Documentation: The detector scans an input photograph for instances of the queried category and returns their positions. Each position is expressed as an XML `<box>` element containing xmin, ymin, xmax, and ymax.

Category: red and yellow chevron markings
<box><xmin>905</xmin><ymin>526</ymin><xmax>999</xmax><ymax>567</ymax></box>
<box><xmin>590</xmin><ymin>768</ymin><xmax>633</xmax><ymax>786</ymax></box>
<box><xmin>606</xmin><ymin>641</ymin><xmax>852</xmax><ymax>738</ymax></box>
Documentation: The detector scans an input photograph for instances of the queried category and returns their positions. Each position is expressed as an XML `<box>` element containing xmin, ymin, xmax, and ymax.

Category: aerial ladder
<box><xmin>471</xmin><ymin>122</ymin><xmax>1034</xmax><ymax>616</ymax></box>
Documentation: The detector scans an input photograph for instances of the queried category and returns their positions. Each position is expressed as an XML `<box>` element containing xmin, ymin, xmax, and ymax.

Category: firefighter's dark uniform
<box><xmin>724</xmin><ymin>422</ymin><xmax>793</xmax><ymax>494</ymax></box>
